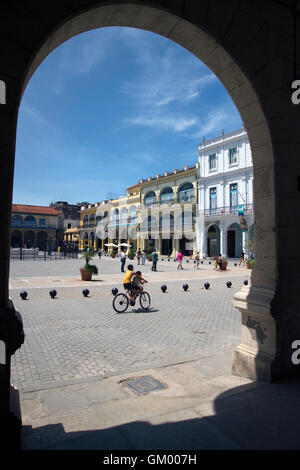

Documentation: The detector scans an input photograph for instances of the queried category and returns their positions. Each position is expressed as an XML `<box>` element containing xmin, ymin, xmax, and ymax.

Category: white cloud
<box><xmin>126</xmin><ymin>113</ymin><xmax>197</xmax><ymax>133</ymax></box>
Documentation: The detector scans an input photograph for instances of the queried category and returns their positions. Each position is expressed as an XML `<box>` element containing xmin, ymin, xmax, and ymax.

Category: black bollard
<box><xmin>226</xmin><ymin>281</ymin><xmax>232</xmax><ymax>288</ymax></box>
<box><xmin>112</xmin><ymin>288</ymin><xmax>118</xmax><ymax>296</ymax></box>
<box><xmin>20</xmin><ymin>291</ymin><xmax>28</xmax><ymax>300</ymax></box>
<box><xmin>204</xmin><ymin>282</ymin><xmax>210</xmax><ymax>290</ymax></box>
<box><xmin>82</xmin><ymin>289</ymin><xmax>89</xmax><ymax>297</ymax></box>
<box><xmin>161</xmin><ymin>284</ymin><xmax>167</xmax><ymax>293</ymax></box>
<box><xmin>49</xmin><ymin>289</ymin><xmax>57</xmax><ymax>299</ymax></box>
<box><xmin>183</xmin><ymin>284</ymin><xmax>189</xmax><ymax>291</ymax></box>
<box><xmin>244</xmin><ymin>280</ymin><xmax>248</xmax><ymax>285</ymax></box>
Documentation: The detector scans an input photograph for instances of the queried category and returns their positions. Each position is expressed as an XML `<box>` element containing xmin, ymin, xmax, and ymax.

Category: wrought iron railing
<box><xmin>200</xmin><ymin>203</ymin><xmax>253</xmax><ymax>217</ymax></box>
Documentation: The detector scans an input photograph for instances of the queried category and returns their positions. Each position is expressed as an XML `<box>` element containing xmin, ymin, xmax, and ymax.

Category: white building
<box><xmin>197</xmin><ymin>127</ymin><xmax>254</xmax><ymax>259</ymax></box>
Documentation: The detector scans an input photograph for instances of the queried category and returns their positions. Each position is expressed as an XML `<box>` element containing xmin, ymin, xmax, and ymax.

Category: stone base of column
<box><xmin>232</xmin><ymin>283</ymin><xmax>277</xmax><ymax>382</ymax></box>
<box><xmin>232</xmin><ymin>346</ymin><xmax>275</xmax><ymax>381</ymax></box>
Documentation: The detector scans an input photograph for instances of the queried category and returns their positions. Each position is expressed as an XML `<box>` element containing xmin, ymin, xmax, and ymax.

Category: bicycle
<box><xmin>112</xmin><ymin>286</ymin><xmax>151</xmax><ymax>313</ymax></box>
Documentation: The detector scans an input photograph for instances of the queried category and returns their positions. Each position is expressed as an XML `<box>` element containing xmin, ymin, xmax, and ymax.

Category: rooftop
<box><xmin>12</xmin><ymin>204</ymin><xmax>63</xmax><ymax>216</ymax></box>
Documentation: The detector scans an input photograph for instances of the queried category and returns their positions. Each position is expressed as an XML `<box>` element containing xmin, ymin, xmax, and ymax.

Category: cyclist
<box><xmin>123</xmin><ymin>265</ymin><xmax>148</xmax><ymax>304</ymax></box>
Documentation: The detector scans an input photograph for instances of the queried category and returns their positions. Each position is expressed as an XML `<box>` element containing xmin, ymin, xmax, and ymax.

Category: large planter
<box><xmin>220</xmin><ymin>260</ymin><xmax>228</xmax><ymax>270</ymax></box>
<box><xmin>80</xmin><ymin>267</ymin><xmax>92</xmax><ymax>281</ymax></box>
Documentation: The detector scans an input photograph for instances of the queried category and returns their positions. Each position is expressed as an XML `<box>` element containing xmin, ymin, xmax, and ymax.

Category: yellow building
<box><xmin>78</xmin><ymin>164</ymin><xmax>199</xmax><ymax>256</ymax></box>
<box><xmin>138</xmin><ymin>164</ymin><xmax>199</xmax><ymax>256</ymax></box>
<box><xmin>79</xmin><ymin>183</ymin><xmax>141</xmax><ymax>252</ymax></box>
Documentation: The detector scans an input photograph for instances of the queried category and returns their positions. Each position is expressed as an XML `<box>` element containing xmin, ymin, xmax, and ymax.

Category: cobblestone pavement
<box><xmin>9</xmin><ymin>257</ymin><xmax>250</xmax><ymax>393</ymax></box>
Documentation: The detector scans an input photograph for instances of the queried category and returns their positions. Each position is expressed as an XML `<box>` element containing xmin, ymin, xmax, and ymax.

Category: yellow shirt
<box><xmin>123</xmin><ymin>270</ymin><xmax>134</xmax><ymax>284</ymax></box>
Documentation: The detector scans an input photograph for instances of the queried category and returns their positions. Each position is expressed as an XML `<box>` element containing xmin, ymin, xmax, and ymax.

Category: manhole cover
<box><xmin>123</xmin><ymin>376</ymin><xmax>167</xmax><ymax>395</ymax></box>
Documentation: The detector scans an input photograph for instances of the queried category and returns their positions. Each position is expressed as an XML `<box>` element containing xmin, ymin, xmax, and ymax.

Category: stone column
<box><xmin>220</xmin><ymin>221</ymin><xmax>226</xmax><ymax>257</ymax></box>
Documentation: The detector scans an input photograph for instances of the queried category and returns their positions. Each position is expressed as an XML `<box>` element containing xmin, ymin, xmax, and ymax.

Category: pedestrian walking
<box><xmin>177</xmin><ymin>251</ymin><xmax>183</xmax><ymax>270</ymax></box>
<box><xmin>136</xmin><ymin>248</ymin><xmax>141</xmax><ymax>265</ymax></box>
<box><xmin>217</xmin><ymin>253</ymin><xmax>222</xmax><ymax>271</ymax></box>
<box><xmin>141</xmin><ymin>250</ymin><xmax>146</xmax><ymax>265</ymax></box>
<box><xmin>194</xmin><ymin>251</ymin><xmax>200</xmax><ymax>269</ymax></box>
<box><xmin>151</xmin><ymin>249</ymin><xmax>158</xmax><ymax>271</ymax></box>
<box><xmin>120</xmin><ymin>250</ymin><xmax>126</xmax><ymax>272</ymax></box>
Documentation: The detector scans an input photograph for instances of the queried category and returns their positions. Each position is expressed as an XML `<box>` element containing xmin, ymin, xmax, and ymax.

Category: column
<box><xmin>220</xmin><ymin>221</ymin><xmax>226</xmax><ymax>257</ymax></box>
<box><xmin>242</xmin><ymin>229</ymin><xmax>249</xmax><ymax>256</ymax></box>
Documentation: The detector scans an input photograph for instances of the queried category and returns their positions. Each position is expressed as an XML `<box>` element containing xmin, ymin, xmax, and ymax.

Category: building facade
<box><xmin>138</xmin><ymin>165</ymin><xmax>199</xmax><ymax>256</ymax></box>
<box><xmin>10</xmin><ymin>204</ymin><xmax>63</xmax><ymax>250</ymax></box>
<box><xmin>79</xmin><ymin>184</ymin><xmax>140</xmax><ymax>252</ymax></box>
<box><xmin>197</xmin><ymin>128</ymin><xmax>254</xmax><ymax>259</ymax></box>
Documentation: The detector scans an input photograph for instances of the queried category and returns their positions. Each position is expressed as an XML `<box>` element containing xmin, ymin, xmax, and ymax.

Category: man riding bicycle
<box><xmin>123</xmin><ymin>264</ymin><xmax>148</xmax><ymax>304</ymax></box>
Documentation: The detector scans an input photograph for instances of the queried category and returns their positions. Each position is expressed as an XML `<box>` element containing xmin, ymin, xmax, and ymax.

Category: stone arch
<box><xmin>1</xmin><ymin>1</ymin><xmax>297</xmax><ymax>387</ymax></box>
<box><xmin>24</xmin><ymin>231</ymin><xmax>35</xmax><ymax>248</ymax></box>
<box><xmin>11</xmin><ymin>230</ymin><xmax>22</xmax><ymax>248</ymax></box>
<box><xmin>37</xmin><ymin>231</ymin><xmax>47</xmax><ymax>250</ymax></box>
<box><xmin>227</xmin><ymin>222</ymin><xmax>242</xmax><ymax>258</ymax></box>
<box><xmin>207</xmin><ymin>224</ymin><xmax>220</xmax><ymax>257</ymax></box>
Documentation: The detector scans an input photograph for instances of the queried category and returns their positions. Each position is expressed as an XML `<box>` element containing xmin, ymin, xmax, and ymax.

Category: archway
<box><xmin>23</xmin><ymin>231</ymin><xmax>35</xmax><ymax>248</ymax></box>
<box><xmin>37</xmin><ymin>231</ymin><xmax>47</xmax><ymax>250</ymax></box>
<box><xmin>227</xmin><ymin>223</ymin><xmax>242</xmax><ymax>258</ymax></box>
<box><xmin>11</xmin><ymin>230</ymin><xmax>22</xmax><ymax>248</ymax></box>
<box><xmin>1</xmin><ymin>8</ymin><xmax>298</xmax><ymax>443</ymax></box>
<box><xmin>207</xmin><ymin>224</ymin><xmax>220</xmax><ymax>257</ymax></box>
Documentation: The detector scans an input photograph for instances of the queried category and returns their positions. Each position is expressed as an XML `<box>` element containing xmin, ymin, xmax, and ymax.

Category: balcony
<box><xmin>11</xmin><ymin>221</ymin><xmax>57</xmax><ymax>229</ymax></box>
<box><xmin>200</xmin><ymin>204</ymin><xmax>254</xmax><ymax>217</ymax></box>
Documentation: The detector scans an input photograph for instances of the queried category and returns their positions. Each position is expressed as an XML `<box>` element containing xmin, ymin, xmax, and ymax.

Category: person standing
<box><xmin>177</xmin><ymin>250</ymin><xmax>183</xmax><ymax>270</ymax></box>
<box><xmin>136</xmin><ymin>248</ymin><xmax>141</xmax><ymax>265</ymax></box>
<box><xmin>142</xmin><ymin>250</ymin><xmax>146</xmax><ymax>265</ymax></box>
<box><xmin>194</xmin><ymin>251</ymin><xmax>200</xmax><ymax>269</ymax></box>
<box><xmin>151</xmin><ymin>249</ymin><xmax>158</xmax><ymax>271</ymax></box>
<box><xmin>120</xmin><ymin>250</ymin><xmax>126</xmax><ymax>272</ymax></box>
<box><xmin>239</xmin><ymin>250</ymin><xmax>245</xmax><ymax>266</ymax></box>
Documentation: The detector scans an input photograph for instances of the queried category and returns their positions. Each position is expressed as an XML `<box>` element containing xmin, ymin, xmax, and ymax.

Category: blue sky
<box><xmin>14</xmin><ymin>27</ymin><xmax>242</xmax><ymax>206</ymax></box>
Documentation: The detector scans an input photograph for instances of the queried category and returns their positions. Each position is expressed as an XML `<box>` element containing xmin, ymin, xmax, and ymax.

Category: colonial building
<box><xmin>10</xmin><ymin>204</ymin><xmax>63</xmax><ymax>249</ymax></box>
<box><xmin>138</xmin><ymin>165</ymin><xmax>199</xmax><ymax>256</ymax></box>
<box><xmin>79</xmin><ymin>184</ymin><xmax>140</xmax><ymax>252</ymax></box>
<box><xmin>197</xmin><ymin>128</ymin><xmax>254</xmax><ymax>259</ymax></box>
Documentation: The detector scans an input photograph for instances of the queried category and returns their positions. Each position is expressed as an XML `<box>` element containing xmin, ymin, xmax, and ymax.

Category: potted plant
<box><xmin>247</xmin><ymin>259</ymin><xmax>255</xmax><ymax>269</ymax></box>
<box><xmin>80</xmin><ymin>250</ymin><xmax>98</xmax><ymax>281</ymax></box>
<box><xmin>220</xmin><ymin>258</ymin><xmax>228</xmax><ymax>270</ymax></box>
<box><xmin>127</xmin><ymin>248</ymin><xmax>135</xmax><ymax>260</ymax></box>
<box><xmin>110</xmin><ymin>246</ymin><xmax>118</xmax><ymax>258</ymax></box>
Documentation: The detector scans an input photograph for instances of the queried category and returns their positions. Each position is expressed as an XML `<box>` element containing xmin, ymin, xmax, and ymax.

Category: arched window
<box><xmin>83</xmin><ymin>215</ymin><xmax>88</xmax><ymax>228</ymax></box>
<box><xmin>113</xmin><ymin>209</ymin><xmax>119</xmax><ymax>225</ymax></box>
<box><xmin>24</xmin><ymin>215</ymin><xmax>36</xmax><ymax>226</ymax></box>
<box><xmin>89</xmin><ymin>214</ymin><xmax>95</xmax><ymax>227</ymax></box>
<box><xmin>11</xmin><ymin>215</ymin><xmax>23</xmax><ymax>226</ymax></box>
<box><xmin>120</xmin><ymin>208</ymin><xmax>128</xmax><ymax>224</ymax></box>
<box><xmin>144</xmin><ymin>191</ymin><xmax>156</xmax><ymax>206</ymax></box>
<box><xmin>129</xmin><ymin>206</ymin><xmax>137</xmax><ymax>223</ymax></box>
<box><xmin>178</xmin><ymin>182</ymin><xmax>194</xmax><ymax>203</ymax></box>
<box><xmin>160</xmin><ymin>187</ymin><xmax>174</xmax><ymax>204</ymax></box>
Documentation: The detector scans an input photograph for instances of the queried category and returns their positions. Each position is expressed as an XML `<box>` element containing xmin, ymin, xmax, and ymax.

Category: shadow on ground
<box><xmin>21</xmin><ymin>379</ymin><xmax>300</xmax><ymax>450</ymax></box>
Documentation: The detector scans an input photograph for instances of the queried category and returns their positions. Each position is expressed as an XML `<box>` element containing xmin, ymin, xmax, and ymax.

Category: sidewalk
<box><xmin>20</xmin><ymin>351</ymin><xmax>300</xmax><ymax>450</ymax></box>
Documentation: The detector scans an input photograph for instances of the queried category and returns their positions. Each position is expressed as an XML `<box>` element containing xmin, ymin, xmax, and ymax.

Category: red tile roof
<box><xmin>12</xmin><ymin>204</ymin><xmax>63</xmax><ymax>216</ymax></box>
<box><xmin>127</xmin><ymin>183</ymin><xmax>140</xmax><ymax>189</ymax></box>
